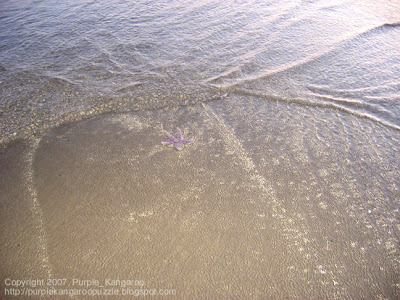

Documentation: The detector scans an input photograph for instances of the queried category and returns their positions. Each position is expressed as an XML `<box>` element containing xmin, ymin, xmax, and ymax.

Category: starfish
<box><xmin>162</xmin><ymin>128</ymin><xmax>194</xmax><ymax>151</ymax></box>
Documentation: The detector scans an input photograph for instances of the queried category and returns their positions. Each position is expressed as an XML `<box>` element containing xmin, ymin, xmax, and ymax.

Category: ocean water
<box><xmin>1</xmin><ymin>0</ymin><xmax>400</xmax><ymax>297</ymax></box>
<box><xmin>0</xmin><ymin>0</ymin><xmax>399</xmax><ymax>143</ymax></box>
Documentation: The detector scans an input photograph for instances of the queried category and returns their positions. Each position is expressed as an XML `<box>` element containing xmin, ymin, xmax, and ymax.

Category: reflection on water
<box><xmin>0</xmin><ymin>0</ymin><xmax>399</xmax><ymax>297</ymax></box>
<box><xmin>0</xmin><ymin>0</ymin><xmax>399</xmax><ymax>142</ymax></box>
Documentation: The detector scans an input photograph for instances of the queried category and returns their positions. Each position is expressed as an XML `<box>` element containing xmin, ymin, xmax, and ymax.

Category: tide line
<box><xmin>24</xmin><ymin>137</ymin><xmax>53</xmax><ymax>278</ymax></box>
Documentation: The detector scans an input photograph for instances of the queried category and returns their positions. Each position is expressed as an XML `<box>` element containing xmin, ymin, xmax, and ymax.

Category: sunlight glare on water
<box><xmin>0</xmin><ymin>0</ymin><xmax>399</xmax><ymax>297</ymax></box>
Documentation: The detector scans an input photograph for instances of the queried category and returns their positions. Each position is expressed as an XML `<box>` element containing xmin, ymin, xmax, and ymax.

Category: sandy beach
<box><xmin>1</xmin><ymin>0</ymin><xmax>400</xmax><ymax>298</ymax></box>
<box><xmin>1</xmin><ymin>96</ymin><xmax>399</xmax><ymax>298</ymax></box>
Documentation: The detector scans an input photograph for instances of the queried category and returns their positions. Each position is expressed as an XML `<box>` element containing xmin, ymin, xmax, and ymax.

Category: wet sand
<box><xmin>1</xmin><ymin>97</ymin><xmax>399</xmax><ymax>298</ymax></box>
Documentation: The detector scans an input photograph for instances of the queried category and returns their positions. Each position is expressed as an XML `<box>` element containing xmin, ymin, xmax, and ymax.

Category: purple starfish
<box><xmin>162</xmin><ymin>128</ymin><xmax>194</xmax><ymax>151</ymax></box>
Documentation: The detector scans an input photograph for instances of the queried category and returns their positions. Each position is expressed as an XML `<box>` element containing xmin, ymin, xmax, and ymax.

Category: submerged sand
<box><xmin>1</xmin><ymin>97</ymin><xmax>399</xmax><ymax>298</ymax></box>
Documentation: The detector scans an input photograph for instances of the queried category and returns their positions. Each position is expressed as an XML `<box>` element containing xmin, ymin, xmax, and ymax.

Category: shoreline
<box><xmin>1</xmin><ymin>98</ymin><xmax>399</xmax><ymax>298</ymax></box>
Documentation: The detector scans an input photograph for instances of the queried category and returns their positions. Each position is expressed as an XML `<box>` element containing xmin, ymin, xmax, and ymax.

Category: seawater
<box><xmin>1</xmin><ymin>1</ymin><xmax>400</xmax><ymax>297</ymax></box>
<box><xmin>0</xmin><ymin>0</ymin><xmax>399</xmax><ymax>143</ymax></box>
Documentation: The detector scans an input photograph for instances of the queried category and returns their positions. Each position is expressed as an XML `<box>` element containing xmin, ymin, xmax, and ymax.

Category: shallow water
<box><xmin>0</xmin><ymin>0</ymin><xmax>399</xmax><ymax>298</ymax></box>
<box><xmin>1</xmin><ymin>0</ymin><xmax>399</xmax><ymax>142</ymax></box>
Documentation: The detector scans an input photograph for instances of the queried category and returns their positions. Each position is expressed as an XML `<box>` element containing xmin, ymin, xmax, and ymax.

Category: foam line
<box><xmin>24</xmin><ymin>138</ymin><xmax>53</xmax><ymax>278</ymax></box>
<box><xmin>202</xmin><ymin>102</ymin><xmax>305</xmax><ymax>240</ymax></box>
